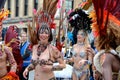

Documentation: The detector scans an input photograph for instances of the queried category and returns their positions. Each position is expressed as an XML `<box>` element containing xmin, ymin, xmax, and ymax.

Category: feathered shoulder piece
<box><xmin>28</xmin><ymin>0</ymin><xmax>58</xmax><ymax>45</ymax></box>
<box><xmin>92</xmin><ymin>0</ymin><xmax>120</xmax><ymax>74</ymax></box>
<box><xmin>5</xmin><ymin>25</ymin><xmax>23</xmax><ymax>74</ymax></box>
<box><xmin>67</xmin><ymin>8</ymin><xmax>92</xmax><ymax>32</ymax></box>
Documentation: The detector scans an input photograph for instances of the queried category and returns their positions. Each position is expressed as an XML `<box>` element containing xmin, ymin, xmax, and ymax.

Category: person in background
<box><xmin>67</xmin><ymin>8</ymin><xmax>95</xmax><ymax>80</ymax></box>
<box><xmin>69</xmin><ymin>30</ymin><xmax>94</xmax><ymax>80</ymax></box>
<box><xmin>19</xmin><ymin>28</ymin><xmax>32</xmax><ymax>80</ymax></box>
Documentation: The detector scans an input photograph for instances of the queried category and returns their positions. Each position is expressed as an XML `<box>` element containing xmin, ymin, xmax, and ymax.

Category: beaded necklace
<box><xmin>37</xmin><ymin>42</ymin><xmax>49</xmax><ymax>56</ymax></box>
<box><xmin>36</xmin><ymin>42</ymin><xmax>50</xmax><ymax>65</ymax></box>
<box><xmin>77</xmin><ymin>42</ymin><xmax>84</xmax><ymax>46</ymax></box>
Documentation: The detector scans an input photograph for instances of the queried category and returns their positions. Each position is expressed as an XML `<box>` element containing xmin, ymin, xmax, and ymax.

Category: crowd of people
<box><xmin>0</xmin><ymin>0</ymin><xmax>120</xmax><ymax>80</ymax></box>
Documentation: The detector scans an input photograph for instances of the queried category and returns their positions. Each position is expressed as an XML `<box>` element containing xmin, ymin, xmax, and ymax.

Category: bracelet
<box><xmin>51</xmin><ymin>66</ymin><xmax>62</xmax><ymax>71</ymax></box>
<box><xmin>27</xmin><ymin>65</ymin><xmax>33</xmax><ymax>71</ymax></box>
<box><xmin>85</xmin><ymin>60</ymin><xmax>92</xmax><ymax>65</ymax></box>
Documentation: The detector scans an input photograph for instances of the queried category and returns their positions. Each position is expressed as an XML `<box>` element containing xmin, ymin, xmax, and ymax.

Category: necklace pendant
<box><xmin>37</xmin><ymin>52</ymin><xmax>41</xmax><ymax>56</ymax></box>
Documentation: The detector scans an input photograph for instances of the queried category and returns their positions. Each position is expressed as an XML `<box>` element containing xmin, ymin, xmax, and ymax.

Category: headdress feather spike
<box><xmin>90</xmin><ymin>0</ymin><xmax>120</xmax><ymax>50</ymax></box>
<box><xmin>29</xmin><ymin>0</ymin><xmax>58</xmax><ymax>45</ymax></box>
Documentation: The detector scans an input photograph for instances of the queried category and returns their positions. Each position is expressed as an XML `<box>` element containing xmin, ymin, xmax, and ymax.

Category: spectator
<box><xmin>19</xmin><ymin>28</ymin><xmax>32</xmax><ymax>80</ymax></box>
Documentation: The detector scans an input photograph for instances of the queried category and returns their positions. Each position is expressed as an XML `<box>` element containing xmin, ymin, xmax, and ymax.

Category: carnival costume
<box><xmin>28</xmin><ymin>0</ymin><xmax>59</xmax><ymax>64</ymax></box>
<box><xmin>28</xmin><ymin>0</ymin><xmax>58</xmax><ymax>45</ymax></box>
<box><xmin>27</xmin><ymin>0</ymin><xmax>65</xmax><ymax>80</ymax></box>
<box><xmin>67</xmin><ymin>8</ymin><xmax>92</xmax><ymax>79</ymax></box>
<box><xmin>90</xmin><ymin>0</ymin><xmax>120</xmax><ymax>79</ymax></box>
<box><xmin>0</xmin><ymin>1</ymin><xmax>20</xmax><ymax>80</ymax></box>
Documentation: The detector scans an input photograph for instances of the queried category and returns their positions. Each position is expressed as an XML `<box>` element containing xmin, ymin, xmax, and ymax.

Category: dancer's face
<box><xmin>38</xmin><ymin>27</ymin><xmax>50</xmax><ymax>43</ymax></box>
<box><xmin>77</xmin><ymin>30</ymin><xmax>86</xmax><ymax>43</ymax></box>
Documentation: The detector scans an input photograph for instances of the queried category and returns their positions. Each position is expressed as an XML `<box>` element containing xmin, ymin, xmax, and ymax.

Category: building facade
<box><xmin>3</xmin><ymin>0</ymin><xmax>43</xmax><ymax>28</ymax></box>
<box><xmin>3</xmin><ymin>0</ymin><xmax>83</xmax><ymax>28</ymax></box>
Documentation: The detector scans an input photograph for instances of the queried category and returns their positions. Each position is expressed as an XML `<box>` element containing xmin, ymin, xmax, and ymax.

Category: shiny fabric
<box><xmin>73</xmin><ymin>68</ymin><xmax>89</xmax><ymax>79</ymax></box>
<box><xmin>1</xmin><ymin>72</ymin><xmax>19</xmax><ymax>80</ymax></box>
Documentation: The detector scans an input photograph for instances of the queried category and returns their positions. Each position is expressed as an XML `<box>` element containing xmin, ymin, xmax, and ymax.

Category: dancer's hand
<box><xmin>23</xmin><ymin>68</ymin><xmax>28</xmax><ymax>79</ymax></box>
<box><xmin>79</xmin><ymin>59</ymin><xmax>87</xmax><ymax>66</ymax></box>
<box><xmin>86</xmin><ymin>47</ymin><xmax>95</xmax><ymax>56</ymax></box>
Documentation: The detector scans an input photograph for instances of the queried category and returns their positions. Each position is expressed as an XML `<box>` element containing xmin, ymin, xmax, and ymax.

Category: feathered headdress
<box><xmin>90</xmin><ymin>0</ymin><xmax>120</xmax><ymax>50</ymax></box>
<box><xmin>89</xmin><ymin>0</ymin><xmax>120</xmax><ymax>74</ymax></box>
<box><xmin>28</xmin><ymin>0</ymin><xmax>58</xmax><ymax>45</ymax></box>
<box><xmin>67</xmin><ymin>8</ymin><xmax>92</xmax><ymax>44</ymax></box>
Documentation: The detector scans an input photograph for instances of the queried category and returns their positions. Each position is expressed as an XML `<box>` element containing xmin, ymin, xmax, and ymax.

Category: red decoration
<box><xmin>50</xmin><ymin>23</ymin><xmax>56</xmax><ymax>29</ymax></box>
<box><xmin>56</xmin><ymin>41</ymin><xmax>64</xmax><ymax>52</ymax></box>
<box><xmin>5</xmin><ymin>25</ymin><xmax>23</xmax><ymax>75</ymax></box>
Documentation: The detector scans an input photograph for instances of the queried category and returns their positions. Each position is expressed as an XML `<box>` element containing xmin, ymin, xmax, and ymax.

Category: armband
<box><xmin>85</xmin><ymin>60</ymin><xmax>92</xmax><ymax>65</ymax></box>
<box><xmin>27</xmin><ymin>64</ymin><xmax>34</xmax><ymax>71</ymax></box>
<box><xmin>87</xmin><ymin>60</ymin><xmax>92</xmax><ymax>64</ymax></box>
<box><xmin>51</xmin><ymin>66</ymin><xmax>63</xmax><ymax>71</ymax></box>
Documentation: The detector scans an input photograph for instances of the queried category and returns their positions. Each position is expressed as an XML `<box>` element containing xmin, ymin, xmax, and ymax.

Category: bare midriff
<box><xmin>34</xmin><ymin>65</ymin><xmax>54</xmax><ymax>80</ymax></box>
<box><xmin>0</xmin><ymin>52</ymin><xmax>7</xmax><ymax>78</ymax></box>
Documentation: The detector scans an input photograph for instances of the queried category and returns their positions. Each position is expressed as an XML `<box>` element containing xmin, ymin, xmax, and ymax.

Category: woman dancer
<box><xmin>67</xmin><ymin>8</ymin><xmax>94</xmax><ymax>80</ymax></box>
<box><xmin>23</xmin><ymin>0</ymin><xmax>66</xmax><ymax>80</ymax></box>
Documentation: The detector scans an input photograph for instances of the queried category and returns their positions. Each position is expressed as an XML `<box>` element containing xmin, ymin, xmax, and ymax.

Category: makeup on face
<box><xmin>38</xmin><ymin>27</ymin><xmax>50</xmax><ymax>41</ymax></box>
<box><xmin>77</xmin><ymin>30</ymin><xmax>86</xmax><ymax>37</ymax></box>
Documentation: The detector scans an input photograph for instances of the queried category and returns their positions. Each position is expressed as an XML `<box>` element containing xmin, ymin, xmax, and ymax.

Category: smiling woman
<box><xmin>23</xmin><ymin>0</ymin><xmax>66</xmax><ymax>80</ymax></box>
<box><xmin>67</xmin><ymin>8</ymin><xmax>95</xmax><ymax>80</ymax></box>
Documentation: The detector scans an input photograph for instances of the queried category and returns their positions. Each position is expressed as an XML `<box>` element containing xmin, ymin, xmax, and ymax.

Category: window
<box><xmin>24</xmin><ymin>0</ymin><xmax>28</xmax><ymax>16</ymax></box>
<box><xmin>16</xmin><ymin>0</ymin><xmax>19</xmax><ymax>17</ymax></box>
<box><xmin>8</xmin><ymin>0</ymin><xmax>11</xmax><ymax>17</ymax></box>
<box><xmin>65</xmin><ymin>0</ymin><xmax>74</xmax><ymax>12</ymax></box>
<box><xmin>34</xmin><ymin>0</ymin><xmax>38</xmax><ymax>10</ymax></box>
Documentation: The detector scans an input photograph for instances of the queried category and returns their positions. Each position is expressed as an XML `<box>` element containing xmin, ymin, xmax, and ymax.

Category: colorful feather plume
<box><xmin>5</xmin><ymin>25</ymin><xmax>23</xmax><ymax>75</ymax></box>
<box><xmin>91</xmin><ymin>0</ymin><xmax>120</xmax><ymax>37</ymax></box>
<box><xmin>67</xmin><ymin>8</ymin><xmax>92</xmax><ymax>43</ymax></box>
<box><xmin>89</xmin><ymin>0</ymin><xmax>120</xmax><ymax>51</ymax></box>
<box><xmin>28</xmin><ymin>0</ymin><xmax>58</xmax><ymax>45</ymax></box>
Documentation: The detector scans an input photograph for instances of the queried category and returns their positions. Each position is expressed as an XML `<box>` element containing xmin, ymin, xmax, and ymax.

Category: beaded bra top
<box><xmin>31</xmin><ymin>43</ymin><xmax>54</xmax><ymax>66</ymax></box>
